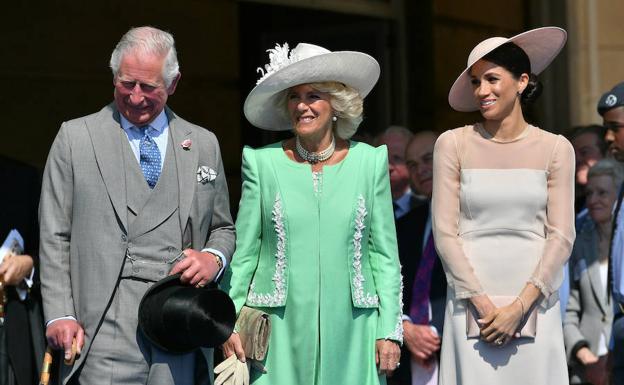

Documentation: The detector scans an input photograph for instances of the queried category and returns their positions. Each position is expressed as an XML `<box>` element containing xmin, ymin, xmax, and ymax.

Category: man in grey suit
<box><xmin>39</xmin><ymin>26</ymin><xmax>235</xmax><ymax>384</ymax></box>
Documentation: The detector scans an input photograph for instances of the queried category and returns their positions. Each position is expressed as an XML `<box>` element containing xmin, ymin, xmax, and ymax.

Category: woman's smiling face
<box><xmin>286</xmin><ymin>84</ymin><xmax>333</xmax><ymax>137</ymax></box>
<box><xmin>469</xmin><ymin>59</ymin><xmax>527</xmax><ymax>121</ymax></box>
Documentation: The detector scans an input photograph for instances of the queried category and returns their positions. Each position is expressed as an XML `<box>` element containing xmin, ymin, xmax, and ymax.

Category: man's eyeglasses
<box><xmin>604</xmin><ymin>122</ymin><xmax>624</xmax><ymax>132</ymax></box>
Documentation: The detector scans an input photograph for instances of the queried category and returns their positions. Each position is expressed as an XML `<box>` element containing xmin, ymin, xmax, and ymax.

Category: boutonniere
<box><xmin>181</xmin><ymin>139</ymin><xmax>192</xmax><ymax>151</ymax></box>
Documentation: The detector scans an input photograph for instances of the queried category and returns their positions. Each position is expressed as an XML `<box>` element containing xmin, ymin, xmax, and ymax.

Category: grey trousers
<box><xmin>75</xmin><ymin>278</ymin><xmax>195</xmax><ymax>385</ymax></box>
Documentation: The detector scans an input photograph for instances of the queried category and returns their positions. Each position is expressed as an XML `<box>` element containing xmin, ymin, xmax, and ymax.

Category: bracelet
<box><xmin>515</xmin><ymin>296</ymin><xmax>526</xmax><ymax>318</ymax></box>
<box><xmin>213</xmin><ymin>253</ymin><xmax>224</xmax><ymax>270</ymax></box>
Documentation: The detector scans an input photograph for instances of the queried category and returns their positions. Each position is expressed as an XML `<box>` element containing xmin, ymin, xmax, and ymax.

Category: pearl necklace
<box><xmin>295</xmin><ymin>136</ymin><xmax>336</xmax><ymax>164</ymax></box>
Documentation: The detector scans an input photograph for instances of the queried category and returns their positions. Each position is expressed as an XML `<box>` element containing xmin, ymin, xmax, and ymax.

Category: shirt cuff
<box><xmin>16</xmin><ymin>267</ymin><xmax>35</xmax><ymax>301</ymax></box>
<box><xmin>402</xmin><ymin>314</ymin><xmax>413</xmax><ymax>322</ymax></box>
<box><xmin>202</xmin><ymin>248</ymin><xmax>227</xmax><ymax>280</ymax></box>
<box><xmin>46</xmin><ymin>316</ymin><xmax>77</xmax><ymax>328</ymax></box>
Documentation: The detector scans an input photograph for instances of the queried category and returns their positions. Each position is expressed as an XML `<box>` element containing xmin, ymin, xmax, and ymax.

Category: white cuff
<box><xmin>16</xmin><ymin>267</ymin><xmax>35</xmax><ymax>301</ymax></box>
<box><xmin>46</xmin><ymin>315</ymin><xmax>77</xmax><ymax>328</ymax></box>
<box><xmin>202</xmin><ymin>248</ymin><xmax>227</xmax><ymax>280</ymax></box>
<box><xmin>402</xmin><ymin>314</ymin><xmax>413</xmax><ymax>322</ymax></box>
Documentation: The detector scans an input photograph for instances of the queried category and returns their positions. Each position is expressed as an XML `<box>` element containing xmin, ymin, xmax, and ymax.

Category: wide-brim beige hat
<box><xmin>243</xmin><ymin>43</ymin><xmax>380</xmax><ymax>131</ymax></box>
<box><xmin>448</xmin><ymin>26</ymin><xmax>567</xmax><ymax>112</ymax></box>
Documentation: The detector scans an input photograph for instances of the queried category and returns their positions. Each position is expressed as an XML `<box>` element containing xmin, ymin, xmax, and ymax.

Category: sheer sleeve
<box><xmin>431</xmin><ymin>130</ymin><xmax>484</xmax><ymax>299</ymax></box>
<box><xmin>529</xmin><ymin>135</ymin><xmax>576</xmax><ymax>297</ymax></box>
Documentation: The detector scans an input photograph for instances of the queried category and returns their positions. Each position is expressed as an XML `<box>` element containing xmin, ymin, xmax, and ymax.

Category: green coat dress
<box><xmin>222</xmin><ymin>141</ymin><xmax>403</xmax><ymax>385</ymax></box>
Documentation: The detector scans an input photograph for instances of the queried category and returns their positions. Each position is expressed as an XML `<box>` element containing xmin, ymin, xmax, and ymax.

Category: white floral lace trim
<box><xmin>386</xmin><ymin>273</ymin><xmax>404</xmax><ymax>343</ymax></box>
<box><xmin>352</xmin><ymin>195</ymin><xmax>379</xmax><ymax>307</ymax></box>
<box><xmin>247</xmin><ymin>194</ymin><xmax>287</xmax><ymax>306</ymax></box>
<box><xmin>312</xmin><ymin>171</ymin><xmax>323</xmax><ymax>195</ymax></box>
<box><xmin>256</xmin><ymin>43</ymin><xmax>300</xmax><ymax>85</ymax></box>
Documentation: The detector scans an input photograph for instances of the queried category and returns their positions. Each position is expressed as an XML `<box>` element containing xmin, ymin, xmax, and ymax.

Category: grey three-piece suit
<box><xmin>39</xmin><ymin>104</ymin><xmax>235</xmax><ymax>384</ymax></box>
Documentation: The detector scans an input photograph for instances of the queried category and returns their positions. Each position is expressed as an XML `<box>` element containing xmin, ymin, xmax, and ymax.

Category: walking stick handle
<box><xmin>39</xmin><ymin>337</ymin><xmax>78</xmax><ymax>384</ymax></box>
<box><xmin>38</xmin><ymin>347</ymin><xmax>53</xmax><ymax>385</ymax></box>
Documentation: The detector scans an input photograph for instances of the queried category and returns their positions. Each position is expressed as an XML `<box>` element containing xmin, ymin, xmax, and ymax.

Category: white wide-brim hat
<box><xmin>448</xmin><ymin>26</ymin><xmax>567</xmax><ymax>112</ymax></box>
<box><xmin>243</xmin><ymin>43</ymin><xmax>380</xmax><ymax>131</ymax></box>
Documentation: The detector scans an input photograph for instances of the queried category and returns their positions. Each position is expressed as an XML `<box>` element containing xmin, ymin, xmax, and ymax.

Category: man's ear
<box><xmin>168</xmin><ymin>73</ymin><xmax>181</xmax><ymax>95</ymax></box>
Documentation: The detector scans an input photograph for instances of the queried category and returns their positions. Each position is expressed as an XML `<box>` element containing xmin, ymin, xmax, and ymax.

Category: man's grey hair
<box><xmin>375</xmin><ymin>126</ymin><xmax>414</xmax><ymax>146</ymax></box>
<box><xmin>109</xmin><ymin>26</ymin><xmax>180</xmax><ymax>88</ymax></box>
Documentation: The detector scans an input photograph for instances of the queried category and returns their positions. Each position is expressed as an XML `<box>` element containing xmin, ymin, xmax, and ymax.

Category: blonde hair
<box><xmin>276</xmin><ymin>81</ymin><xmax>364</xmax><ymax>139</ymax></box>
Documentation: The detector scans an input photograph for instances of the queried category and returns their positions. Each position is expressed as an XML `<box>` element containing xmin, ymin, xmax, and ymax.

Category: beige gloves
<box><xmin>214</xmin><ymin>354</ymin><xmax>250</xmax><ymax>385</ymax></box>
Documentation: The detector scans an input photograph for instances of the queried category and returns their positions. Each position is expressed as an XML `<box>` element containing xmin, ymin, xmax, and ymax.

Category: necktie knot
<box><xmin>139</xmin><ymin>125</ymin><xmax>153</xmax><ymax>139</ymax></box>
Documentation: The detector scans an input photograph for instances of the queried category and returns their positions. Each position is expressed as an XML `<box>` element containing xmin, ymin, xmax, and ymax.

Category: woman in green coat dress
<box><xmin>220</xmin><ymin>42</ymin><xmax>403</xmax><ymax>385</ymax></box>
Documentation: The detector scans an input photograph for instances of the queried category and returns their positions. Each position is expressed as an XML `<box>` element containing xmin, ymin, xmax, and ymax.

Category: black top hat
<box><xmin>138</xmin><ymin>273</ymin><xmax>236</xmax><ymax>354</ymax></box>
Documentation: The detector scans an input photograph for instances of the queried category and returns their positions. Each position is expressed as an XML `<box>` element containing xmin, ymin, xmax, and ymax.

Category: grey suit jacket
<box><xmin>563</xmin><ymin>218</ymin><xmax>612</xmax><ymax>365</ymax></box>
<box><xmin>39</xmin><ymin>104</ymin><xmax>235</xmax><ymax>380</ymax></box>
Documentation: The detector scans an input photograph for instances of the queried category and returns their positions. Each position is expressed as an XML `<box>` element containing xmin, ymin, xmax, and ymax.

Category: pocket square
<box><xmin>197</xmin><ymin>166</ymin><xmax>217</xmax><ymax>184</ymax></box>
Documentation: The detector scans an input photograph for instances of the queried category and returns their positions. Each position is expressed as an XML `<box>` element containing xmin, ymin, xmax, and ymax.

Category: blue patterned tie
<box><xmin>139</xmin><ymin>126</ymin><xmax>161</xmax><ymax>189</ymax></box>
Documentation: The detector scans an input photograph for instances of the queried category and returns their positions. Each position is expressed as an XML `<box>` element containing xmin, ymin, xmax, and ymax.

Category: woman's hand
<box><xmin>576</xmin><ymin>346</ymin><xmax>599</xmax><ymax>365</ymax></box>
<box><xmin>479</xmin><ymin>300</ymin><xmax>523</xmax><ymax>346</ymax></box>
<box><xmin>222</xmin><ymin>332</ymin><xmax>246</xmax><ymax>362</ymax></box>
<box><xmin>469</xmin><ymin>294</ymin><xmax>496</xmax><ymax>319</ymax></box>
<box><xmin>375</xmin><ymin>339</ymin><xmax>401</xmax><ymax>376</ymax></box>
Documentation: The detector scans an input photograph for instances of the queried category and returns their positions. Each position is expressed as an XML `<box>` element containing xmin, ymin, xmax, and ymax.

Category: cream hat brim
<box><xmin>448</xmin><ymin>27</ymin><xmax>567</xmax><ymax>112</ymax></box>
<box><xmin>244</xmin><ymin>44</ymin><xmax>380</xmax><ymax>131</ymax></box>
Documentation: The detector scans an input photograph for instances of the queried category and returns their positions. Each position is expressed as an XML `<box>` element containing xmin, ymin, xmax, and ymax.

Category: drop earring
<box><xmin>332</xmin><ymin>116</ymin><xmax>338</xmax><ymax>122</ymax></box>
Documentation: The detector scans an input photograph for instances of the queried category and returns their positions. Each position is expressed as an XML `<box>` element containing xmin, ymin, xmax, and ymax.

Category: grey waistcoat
<box><xmin>120</xmin><ymin>132</ymin><xmax>183</xmax><ymax>282</ymax></box>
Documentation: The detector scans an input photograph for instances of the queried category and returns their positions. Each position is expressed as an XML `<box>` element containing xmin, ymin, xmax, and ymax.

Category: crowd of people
<box><xmin>2</xmin><ymin>24</ymin><xmax>624</xmax><ymax>385</ymax></box>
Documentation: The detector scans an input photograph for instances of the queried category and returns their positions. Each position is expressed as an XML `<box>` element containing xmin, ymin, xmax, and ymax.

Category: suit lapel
<box><xmin>167</xmin><ymin>107</ymin><xmax>198</xmax><ymax>234</ymax></box>
<box><xmin>86</xmin><ymin>104</ymin><xmax>128</xmax><ymax>232</ymax></box>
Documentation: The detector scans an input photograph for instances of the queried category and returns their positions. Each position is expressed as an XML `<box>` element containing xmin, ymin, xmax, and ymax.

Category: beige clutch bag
<box><xmin>235</xmin><ymin>306</ymin><xmax>271</xmax><ymax>361</ymax></box>
<box><xmin>466</xmin><ymin>296</ymin><xmax>537</xmax><ymax>339</ymax></box>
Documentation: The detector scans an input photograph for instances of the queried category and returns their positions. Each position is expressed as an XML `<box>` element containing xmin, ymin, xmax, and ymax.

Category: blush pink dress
<box><xmin>432</xmin><ymin>124</ymin><xmax>575</xmax><ymax>385</ymax></box>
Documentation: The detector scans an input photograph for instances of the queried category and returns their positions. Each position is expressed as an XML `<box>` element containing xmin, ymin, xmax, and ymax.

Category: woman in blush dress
<box><xmin>432</xmin><ymin>27</ymin><xmax>574</xmax><ymax>385</ymax></box>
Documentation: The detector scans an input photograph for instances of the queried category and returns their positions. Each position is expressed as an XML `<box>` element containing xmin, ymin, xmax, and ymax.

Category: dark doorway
<box><xmin>238</xmin><ymin>3</ymin><xmax>395</xmax><ymax>148</ymax></box>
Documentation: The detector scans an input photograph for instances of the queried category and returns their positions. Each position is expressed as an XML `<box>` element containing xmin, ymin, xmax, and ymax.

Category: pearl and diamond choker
<box><xmin>295</xmin><ymin>136</ymin><xmax>336</xmax><ymax>164</ymax></box>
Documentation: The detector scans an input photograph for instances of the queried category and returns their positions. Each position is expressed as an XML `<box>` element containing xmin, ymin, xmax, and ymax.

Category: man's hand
<box><xmin>576</xmin><ymin>346</ymin><xmax>599</xmax><ymax>365</ymax></box>
<box><xmin>403</xmin><ymin>321</ymin><xmax>440</xmax><ymax>367</ymax></box>
<box><xmin>0</xmin><ymin>254</ymin><xmax>34</xmax><ymax>286</ymax></box>
<box><xmin>170</xmin><ymin>249</ymin><xmax>221</xmax><ymax>287</ymax></box>
<box><xmin>46</xmin><ymin>319</ymin><xmax>85</xmax><ymax>362</ymax></box>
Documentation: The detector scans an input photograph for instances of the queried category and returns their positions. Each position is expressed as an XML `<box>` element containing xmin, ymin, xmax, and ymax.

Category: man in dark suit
<box><xmin>599</xmin><ymin>82</ymin><xmax>624</xmax><ymax>385</ymax></box>
<box><xmin>376</xmin><ymin>126</ymin><xmax>416</xmax><ymax>219</ymax></box>
<box><xmin>0</xmin><ymin>156</ymin><xmax>45</xmax><ymax>385</ymax></box>
<box><xmin>39</xmin><ymin>27</ymin><xmax>235</xmax><ymax>384</ymax></box>
<box><xmin>392</xmin><ymin>131</ymin><xmax>446</xmax><ymax>385</ymax></box>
